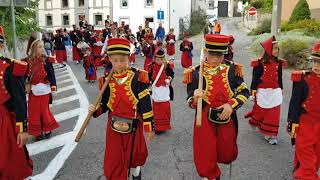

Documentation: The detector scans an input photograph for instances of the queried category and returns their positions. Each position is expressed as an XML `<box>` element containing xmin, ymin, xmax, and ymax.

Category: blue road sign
<box><xmin>157</xmin><ymin>10</ymin><xmax>164</xmax><ymax>20</ymax></box>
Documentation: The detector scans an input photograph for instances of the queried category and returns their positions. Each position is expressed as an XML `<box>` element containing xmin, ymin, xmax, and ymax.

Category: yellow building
<box><xmin>282</xmin><ymin>0</ymin><xmax>320</xmax><ymax>21</ymax></box>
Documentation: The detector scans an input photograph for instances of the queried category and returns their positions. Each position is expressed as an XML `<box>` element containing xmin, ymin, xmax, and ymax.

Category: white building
<box><xmin>37</xmin><ymin>0</ymin><xmax>111</xmax><ymax>31</ymax></box>
<box><xmin>112</xmin><ymin>0</ymin><xmax>191</xmax><ymax>38</ymax></box>
<box><xmin>193</xmin><ymin>0</ymin><xmax>234</xmax><ymax>21</ymax></box>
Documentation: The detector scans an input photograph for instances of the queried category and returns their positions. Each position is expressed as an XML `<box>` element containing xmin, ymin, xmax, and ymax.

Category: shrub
<box><xmin>250</xmin><ymin>32</ymin><xmax>317</xmax><ymax>69</ymax></box>
<box><xmin>289</xmin><ymin>0</ymin><xmax>311</xmax><ymax>23</ymax></box>
<box><xmin>281</xmin><ymin>19</ymin><xmax>320</xmax><ymax>37</ymax></box>
<box><xmin>250</xmin><ymin>0</ymin><xmax>264</xmax><ymax>9</ymax></box>
<box><xmin>184</xmin><ymin>8</ymin><xmax>207</xmax><ymax>38</ymax></box>
<box><xmin>248</xmin><ymin>18</ymin><xmax>271</xmax><ymax>35</ymax></box>
<box><xmin>249</xmin><ymin>0</ymin><xmax>273</xmax><ymax>13</ymax></box>
<box><xmin>280</xmin><ymin>39</ymin><xmax>310</xmax><ymax>69</ymax></box>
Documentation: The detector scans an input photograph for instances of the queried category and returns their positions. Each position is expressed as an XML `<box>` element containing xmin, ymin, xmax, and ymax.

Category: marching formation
<box><xmin>1</xmin><ymin>16</ymin><xmax>320</xmax><ymax>180</ymax></box>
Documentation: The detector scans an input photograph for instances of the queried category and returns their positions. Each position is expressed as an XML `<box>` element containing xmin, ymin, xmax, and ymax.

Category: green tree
<box><xmin>289</xmin><ymin>0</ymin><xmax>311</xmax><ymax>23</ymax></box>
<box><xmin>0</xmin><ymin>0</ymin><xmax>40</xmax><ymax>49</ymax></box>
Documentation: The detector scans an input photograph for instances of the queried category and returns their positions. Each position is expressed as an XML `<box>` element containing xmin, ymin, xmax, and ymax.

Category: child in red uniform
<box><xmin>148</xmin><ymin>49</ymin><xmax>174</xmax><ymax>134</ymax></box>
<box><xmin>142</xmin><ymin>34</ymin><xmax>156</xmax><ymax>70</ymax></box>
<box><xmin>0</xmin><ymin>26</ymin><xmax>33</xmax><ymax>180</ymax></box>
<box><xmin>129</xmin><ymin>35</ymin><xmax>137</xmax><ymax>66</ymax></box>
<box><xmin>88</xmin><ymin>38</ymin><xmax>155</xmax><ymax>180</ymax></box>
<box><xmin>83</xmin><ymin>47</ymin><xmax>97</xmax><ymax>82</ymax></box>
<box><xmin>26</xmin><ymin>39</ymin><xmax>59</xmax><ymax>141</ymax></box>
<box><xmin>288</xmin><ymin>42</ymin><xmax>320</xmax><ymax>180</ymax></box>
<box><xmin>184</xmin><ymin>34</ymin><xmax>249</xmax><ymax>180</ymax></box>
<box><xmin>245</xmin><ymin>36</ymin><xmax>286</xmax><ymax>145</ymax></box>
<box><xmin>165</xmin><ymin>28</ymin><xmax>176</xmax><ymax>60</ymax></box>
<box><xmin>180</xmin><ymin>32</ymin><xmax>193</xmax><ymax>68</ymax></box>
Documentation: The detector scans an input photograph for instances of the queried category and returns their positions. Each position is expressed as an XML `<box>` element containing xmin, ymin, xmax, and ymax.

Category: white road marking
<box><xmin>57</xmin><ymin>79</ymin><xmax>73</xmax><ymax>85</ymax></box>
<box><xmin>51</xmin><ymin>94</ymin><xmax>79</xmax><ymax>106</ymax></box>
<box><xmin>27</xmin><ymin>132</ymin><xmax>75</xmax><ymax>156</ymax></box>
<box><xmin>56</xmin><ymin>74</ymin><xmax>71</xmax><ymax>80</ymax></box>
<box><xmin>29</xmin><ymin>64</ymin><xmax>90</xmax><ymax>180</ymax></box>
<box><xmin>55</xmin><ymin>70</ymin><xmax>68</xmax><ymax>76</ymax></box>
<box><xmin>57</xmin><ymin>85</ymin><xmax>76</xmax><ymax>94</ymax></box>
<box><xmin>54</xmin><ymin>108</ymin><xmax>80</xmax><ymax>122</ymax></box>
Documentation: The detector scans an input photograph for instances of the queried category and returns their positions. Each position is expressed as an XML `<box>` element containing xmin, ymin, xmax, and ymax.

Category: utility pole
<box><xmin>10</xmin><ymin>0</ymin><xmax>18</xmax><ymax>58</ymax></box>
<box><xmin>271</xmin><ymin>0</ymin><xmax>282</xmax><ymax>36</ymax></box>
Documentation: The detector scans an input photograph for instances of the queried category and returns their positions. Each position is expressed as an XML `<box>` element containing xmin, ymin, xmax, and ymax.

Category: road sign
<box><xmin>248</xmin><ymin>7</ymin><xmax>257</xmax><ymax>16</ymax></box>
<box><xmin>157</xmin><ymin>10</ymin><xmax>164</xmax><ymax>20</ymax></box>
<box><xmin>0</xmin><ymin>0</ymin><xmax>29</xmax><ymax>7</ymax></box>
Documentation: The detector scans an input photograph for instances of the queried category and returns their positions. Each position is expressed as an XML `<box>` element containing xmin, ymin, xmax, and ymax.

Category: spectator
<box><xmin>42</xmin><ymin>33</ymin><xmax>53</xmax><ymax>56</ymax></box>
<box><xmin>155</xmin><ymin>23</ymin><xmax>165</xmax><ymax>42</ymax></box>
<box><xmin>64</xmin><ymin>28</ymin><xmax>72</xmax><ymax>61</ymax></box>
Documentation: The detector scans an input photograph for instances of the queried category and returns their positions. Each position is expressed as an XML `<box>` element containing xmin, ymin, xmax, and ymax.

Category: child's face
<box><xmin>155</xmin><ymin>57</ymin><xmax>164</xmax><ymax>65</ymax></box>
<box><xmin>312</xmin><ymin>59</ymin><xmax>320</xmax><ymax>75</ymax></box>
<box><xmin>109</xmin><ymin>54</ymin><xmax>129</xmax><ymax>72</ymax></box>
<box><xmin>272</xmin><ymin>43</ymin><xmax>280</xmax><ymax>58</ymax></box>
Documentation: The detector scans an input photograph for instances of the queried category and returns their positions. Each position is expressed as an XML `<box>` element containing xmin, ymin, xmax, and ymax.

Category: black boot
<box><xmin>44</xmin><ymin>131</ymin><xmax>52</xmax><ymax>139</ymax></box>
<box><xmin>35</xmin><ymin>135</ymin><xmax>44</xmax><ymax>141</ymax></box>
<box><xmin>132</xmin><ymin>171</ymin><xmax>141</xmax><ymax>180</ymax></box>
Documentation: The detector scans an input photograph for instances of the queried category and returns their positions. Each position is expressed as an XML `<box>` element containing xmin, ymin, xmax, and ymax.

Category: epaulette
<box><xmin>166</xmin><ymin>60</ymin><xmax>174</xmax><ymax>69</ymax></box>
<box><xmin>12</xmin><ymin>59</ymin><xmax>28</xmax><ymax>77</ymax></box>
<box><xmin>137</xmin><ymin>68</ymin><xmax>150</xmax><ymax>84</ymax></box>
<box><xmin>47</xmin><ymin>56</ymin><xmax>55</xmax><ymax>63</ymax></box>
<box><xmin>291</xmin><ymin>70</ymin><xmax>310</xmax><ymax>82</ymax></box>
<box><xmin>250</xmin><ymin>58</ymin><xmax>260</xmax><ymax>67</ymax></box>
<box><xmin>234</xmin><ymin>62</ymin><xmax>244</xmax><ymax>78</ymax></box>
<box><xmin>280</xmin><ymin>59</ymin><xmax>287</xmax><ymax>67</ymax></box>
<box><xmin>182</xmin><ymin>65</ymin><xmax>199</xmax><ymax>84</ymax></box>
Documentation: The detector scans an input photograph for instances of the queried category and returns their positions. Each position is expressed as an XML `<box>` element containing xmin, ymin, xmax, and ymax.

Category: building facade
<box><xmin>112</xmin><ymin>0</ymin><xmax>191</xmax><ymax>39</ymax></box>
<box><xmin>192</xmin><ymin>0</ymin><xmax>233</xmax><ymax>20</ymax></box>
<box><xmin>282</xmin><ymin>0</ymin><xmax>320</xmax><ymax>21</ymax></box>
<box><xmin>37</xmin><ymin>0</ymin><xmax>111</xmax><ymax>31</ymax></box>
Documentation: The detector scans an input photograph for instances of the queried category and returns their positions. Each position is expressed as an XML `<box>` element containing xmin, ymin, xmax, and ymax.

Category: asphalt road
<box><xmin>28</xmin><ymin>17</ymin><xmax>296</xmax><ymax>180</ymax></box>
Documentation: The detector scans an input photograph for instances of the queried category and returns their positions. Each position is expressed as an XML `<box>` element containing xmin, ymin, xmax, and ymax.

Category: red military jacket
<box><xmin>94</xmin><ymin>67</ymin><xmax>154</xmax><ymax>132</ymax></box>
<box><xmin>0</xmin><ymin>55</ymin><xmax>28</xmax><ymax>133</ymax></box>
<box><xmin>288</xmin><ymin>70</ymin><xmax>320</xmax><ymax>124</ymax></box>
<box><xmin>250</xmin><ymin>58</ymin><xmax>286</xmax><ymax>96</ymax></box>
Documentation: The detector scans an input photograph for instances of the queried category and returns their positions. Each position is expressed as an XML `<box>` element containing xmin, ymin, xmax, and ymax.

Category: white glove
<box><xmin>249</xmin><ymin>96</ymin><xmax>255</xmax><ymax>101</ymax></box>
<box><xmin>51</xmin><ymin>91</ymin><xmax>57</xmax><ymax>97</ymax></box>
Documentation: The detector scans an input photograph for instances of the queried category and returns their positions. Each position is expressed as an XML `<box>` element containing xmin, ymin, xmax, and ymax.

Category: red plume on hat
<box><xmin>311</xmin><ymin>41</ymin><xmax>320</xmax><ymax>59</ymax></box>
<box><xmin>0</xmin><ymin>26</ymin><xmax>4</xmax><ymax>37</ymax></box>
<box><xmin>261</xmin><ymin>36</ymin><xmax>277</xmax><ymax>57</ymax></box>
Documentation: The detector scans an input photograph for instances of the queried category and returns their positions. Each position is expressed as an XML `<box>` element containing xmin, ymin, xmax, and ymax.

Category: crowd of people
<box><xmin>1</xmin><ymin>15</ymin><xmax>320</xmax><ymax>180</ymax></box>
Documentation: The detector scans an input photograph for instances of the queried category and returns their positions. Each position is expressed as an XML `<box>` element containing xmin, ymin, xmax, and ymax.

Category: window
<box><xmin>95</xmin><ymin>14</ymin><xmax>103</xmax><ymax>25</ymax></box>
<box><xmin>62</xmin><ymin>0</ymin><xmax>68</xmax><ymax>8</ymax></box>
<box><xmin>46</xmin><ymin>15</ymin><xmax>53</xmax><ymax>26</ymax></box>
<box><xmin>121</xmin><ymin>0</ymin><xmax>128</xmax><ymax>8</ymax></box>
<box><xmin>94</xmin><ymin>0</ymin><xmax>102</xmax><ymax>7</ymax></box>
<box><xmin>45</xmin><ymin>0</ymin><xmax>52</xmax><ymax>9</ymax></box>
<box><xmin>145</xmin><ymin>17</ymin><xmax>154</xmax><ymax>23</ymax></box>
<box><xmin>119</xmin><ymin>17</ymin><xmax>130</xmax><ymax>25</ymax></box>
<box><xmin>62</xmin><ymin>15</ymin><xmax>69</xmax><ymax>26</ymax></box>
<box><xmin>208</xmin><ymin>0</ymin><xmax>215</xmax><ymax>10</ymax></box>
<box><xmin>146</xmin><ymin>0</ymin><xmax>153</xmax><ymax>7</ymax></box>
<box><xmin>78</xmin><ymin>0</ymin><xmax>84</xmax><ymax>7</ymax></box>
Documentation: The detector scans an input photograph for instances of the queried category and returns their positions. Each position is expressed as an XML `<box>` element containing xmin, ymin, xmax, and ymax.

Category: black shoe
<box><xmin>35</xmin><ymin>135</ymin><xmax>44</xmax><ymax>141</ymax></box>
<box><xmin>44</xmin><ymin>132</ymin><xmax>52</xmax><ymax>139</ymax></box>
<box><xmin>132</xmin><ymin>171</ymin><xmax>141</xmax><ymax>180</ymax></box>
<box><xmin>155</xmin><ymin>131</ymin><xmax>165</xmax><ymax>135</ymax></box>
